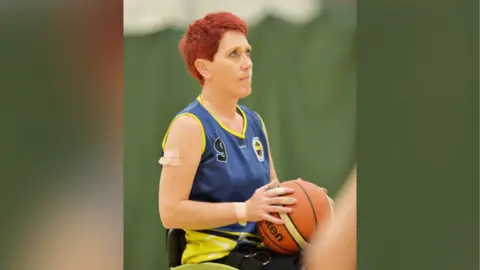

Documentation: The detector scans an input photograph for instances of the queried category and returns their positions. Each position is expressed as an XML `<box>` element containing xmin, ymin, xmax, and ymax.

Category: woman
<box><xmin>158</xmin><ymin>11</ymin><xmax>311</xmax><ymax>270</ymax></box>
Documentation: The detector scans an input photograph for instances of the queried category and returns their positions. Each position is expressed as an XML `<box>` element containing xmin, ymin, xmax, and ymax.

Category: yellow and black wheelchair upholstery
<box><xmin>166</xmin><ymin>229</ymin><xmax>239</xmax><ymax>270</ymax></box>
<box><xmin>166</xmin><ymin>229</ymin><xmax>279</xmax><ymax>270</ymax></box>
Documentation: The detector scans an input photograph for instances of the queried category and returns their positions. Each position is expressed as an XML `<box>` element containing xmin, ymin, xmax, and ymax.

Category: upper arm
<box><xmin>255</xmin><ymin>112</ymin><xmax>278</xmax><ymax>182</ymax></box>
<box><xmin>158</xmin><ymin>114</ymin><xmax>205</xmax><ymax>215</ymax></box>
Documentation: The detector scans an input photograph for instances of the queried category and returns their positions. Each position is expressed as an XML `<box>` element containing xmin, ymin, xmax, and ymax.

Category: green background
<box><xmin>357</xmin><ymin>0</ymin><xmax>478</xmax><ymax>269</ymax></box>
<box><xmin>124</xmin><ymin>5</ymin><xmax>355</xmax><ymax>270</ymax></box>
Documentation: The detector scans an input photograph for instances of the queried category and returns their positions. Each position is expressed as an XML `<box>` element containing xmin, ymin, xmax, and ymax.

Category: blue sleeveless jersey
<box><xmin>161</xmin><ymin>96</ymin><xmax>270</xmax><ymax>264</ymax></box>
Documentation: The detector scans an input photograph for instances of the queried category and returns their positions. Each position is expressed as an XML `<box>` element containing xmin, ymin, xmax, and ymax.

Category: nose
<box><xmin>240</xmin><ymin>56</ymin><xmax>252</xmax><ymax>71</ymax></box>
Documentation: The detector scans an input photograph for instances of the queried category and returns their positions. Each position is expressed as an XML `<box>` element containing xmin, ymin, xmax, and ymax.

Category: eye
<box><xmin>229</xmin><ymin>50</ymin><xmax>238</xmax><ymax>57</ymax></box>
<box><xmin>245</xmin><ymin>49</ymin><xmax>252</xmax><ymax>57</ymax></box>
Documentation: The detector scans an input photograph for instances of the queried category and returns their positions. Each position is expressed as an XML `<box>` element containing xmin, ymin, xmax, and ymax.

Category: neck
<box><xmin>200</xmin><ymin>85</ymin><xmax>238</xmax><ymax>119</ymax></box>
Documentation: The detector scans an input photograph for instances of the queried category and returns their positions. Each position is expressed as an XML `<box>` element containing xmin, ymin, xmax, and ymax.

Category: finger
<box><xmin>328</xmin><ymin>196</ymin><xmax>335</xmax><ymax>206</ymax></box>
<box><xmin>261</xmin><ymin>213</ymin><xmax>285</xmax><ymax>225</ymax></box>
<box><xmin>266</xmin><ymin>196</ymin><xmax>297</xmax><ymax>205</ymax></box>
<box><xmin>266</xmin><ymin>187</ymin><xmax>294</xmax><ymax>197</ymax></box>
<box><xmin>257</xmin><ymin>181</ymin><xmax>278</xmax><ymax>192</ymax></box>
<box><xmin>265</xmin><ymin>205</ymin><xmax>293</xmax><ymax>214</ymax></box>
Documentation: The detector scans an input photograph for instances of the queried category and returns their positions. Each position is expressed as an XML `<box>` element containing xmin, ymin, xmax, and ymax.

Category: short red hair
<box><xmin>179</xmin><ymin>12</ymin><xmax>248</xmax><ymax>85</ymax></box>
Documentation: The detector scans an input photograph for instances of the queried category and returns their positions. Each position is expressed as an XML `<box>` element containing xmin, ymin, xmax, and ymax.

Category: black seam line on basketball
<box><xmin>283</xmin><ymin>214</ymin><xmax>306</xmax><ymax>250</ymax></box>
<box><xmin>292</xmin><ymin>180</ymin><xmax>318</xmax><ymax>228</ymax></box>
<box><xmin>258</xmin><ymin>221</ymin><xmax>297</xmax><ymax>254</ymax></box>
<box><xmin>276</xmin><ymin>213</ymin><xmax>302</xmax><ymax>252</ymax></box>
<box><xmin>284</xmin><ymin>213</ymin><xmax>308</xmax><ymax>250</ymax></box>
<box><xmin>258</xmin><ymin>222</ymin><xmax>296</xmax><ymax>254</ymax></box>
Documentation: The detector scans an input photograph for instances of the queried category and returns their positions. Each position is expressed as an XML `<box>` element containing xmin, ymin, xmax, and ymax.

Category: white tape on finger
<box><xmin>268</xmin><ymin>187</ymin><xmax>287</xmax><ymax>197</ymax></box>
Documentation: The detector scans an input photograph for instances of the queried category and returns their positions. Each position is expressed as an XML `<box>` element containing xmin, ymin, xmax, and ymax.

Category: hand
<box><xmin>294</xmin><ymin>177</ymin><xmax>329</xmax><ymax>195</ymax></box>
<box><xmin>245</xmin><ymin>181</ymin><xmax>297</xmax><ymax>224</ymax></box>
<box><xmin>295</xmin><ymin>179</ymin><xmax>334</xmax><ymax>210</ymax></box>
<box><xmin>319</xmin><ymin>187</ymin><xmax>334</xmax><ymax>205</ymax></box>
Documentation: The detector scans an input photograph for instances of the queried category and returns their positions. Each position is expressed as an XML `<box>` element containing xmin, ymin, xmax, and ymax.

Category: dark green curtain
<box><xmin>125</xmin><ymin>5</ymin><xmax>355</xmax><ymax>270</ymax></box>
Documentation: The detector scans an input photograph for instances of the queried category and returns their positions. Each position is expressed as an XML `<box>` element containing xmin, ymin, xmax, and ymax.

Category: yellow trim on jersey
<box><xmin>182</xmin><ymin>229</ymin><xmax>264</xmax><ymax>264</ymax></box>
<box><xmin>197</xmin><ymin>96</ymin><xmax>247</xmax><ymax>139</ymax></box>
<box><xmin>254</xmin><ymin>112</ymin><xmax>267</xmax><ymax>133</ymax></box>
<box><xmin>162</xmin><ymin>113</ymin><xmax>206</xmax><ymax>154</ymax></box>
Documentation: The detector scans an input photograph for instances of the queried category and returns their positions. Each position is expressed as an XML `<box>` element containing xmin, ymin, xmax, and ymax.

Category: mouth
<box><xmin>240</xmin><ymin>75</ymin><xmax>251</xmax><ymax>81</ymax></box>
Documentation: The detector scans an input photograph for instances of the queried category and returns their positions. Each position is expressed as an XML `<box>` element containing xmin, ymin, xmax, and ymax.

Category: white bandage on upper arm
<box><xmin>158</xmin><ymin>149</ymin><xmax>181</xmax><ymax>166</ymax></box>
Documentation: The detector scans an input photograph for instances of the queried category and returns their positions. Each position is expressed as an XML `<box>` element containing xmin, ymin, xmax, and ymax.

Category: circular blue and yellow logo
<box><xmin>252</xmin><ymin>137</ymin><xmax>264</xmax><ymax>162</ymax></box>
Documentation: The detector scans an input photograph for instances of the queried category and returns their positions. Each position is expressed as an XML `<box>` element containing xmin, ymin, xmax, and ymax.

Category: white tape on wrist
<box><xmin>235</xmin><ymin>203</ymin><xmax>247</xmax><ymax>226</ymax></box>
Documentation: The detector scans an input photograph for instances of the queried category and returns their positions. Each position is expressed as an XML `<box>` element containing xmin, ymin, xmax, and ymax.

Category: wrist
<box><xmin>234</xmin><ymin>202</ymin><xmax>247</xmax><ymax>226</ymax></box>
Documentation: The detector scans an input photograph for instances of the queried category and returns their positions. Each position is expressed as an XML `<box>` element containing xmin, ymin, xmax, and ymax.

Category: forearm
<box><xmin>305</xmin><ymin>176</ymin><xmax>357</xmax><ymax>270</ymax></box>
<box><xmin>308</xmin><ymin>204</ymin><xmax>356</xmax><ymax>270</ymax></box>
<box><xmin>162</xmin><ymin>200</ymin><xmax>239</xmax><ymax>230</ymax></box>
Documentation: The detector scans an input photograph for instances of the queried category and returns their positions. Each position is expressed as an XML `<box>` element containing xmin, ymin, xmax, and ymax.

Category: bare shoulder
<box><xmin>163</xmin><ymin>113</ymin><xmax>206</xmax><ymax>154</ymax></box>
<box><xmin>170</xmin><ymin>114</ymin><xmax>203</xmax><ymax>134</ymax></box>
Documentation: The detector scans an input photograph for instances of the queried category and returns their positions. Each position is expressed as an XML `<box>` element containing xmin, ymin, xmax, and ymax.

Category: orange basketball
<box><xmin>257</xmin><ymin>179</ymin><xmax>334</xmax><ymax>255</ymax></box>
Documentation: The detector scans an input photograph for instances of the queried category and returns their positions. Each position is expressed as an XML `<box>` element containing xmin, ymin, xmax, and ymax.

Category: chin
<box><xmin>236</xmin><ymin>86</ymin><xmax>252</xmax><ymax>99</ymax></box>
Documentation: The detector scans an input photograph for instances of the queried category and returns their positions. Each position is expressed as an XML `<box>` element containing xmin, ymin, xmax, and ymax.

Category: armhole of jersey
<box><xmin>254</xmin><ymin>112</ymin><xmax>267</xmax><ymax>134</ymax></box>
<box><xmin>161</xmin><ymin>112</ymin><xmax>206</xmax><ymax>155</ymax></box>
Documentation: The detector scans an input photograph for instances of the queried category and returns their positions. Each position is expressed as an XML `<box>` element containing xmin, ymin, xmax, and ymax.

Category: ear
<box><xmin>194</xmin><ymin>59</ymin><xmax>212</xmax><ymax>79</ymax></box>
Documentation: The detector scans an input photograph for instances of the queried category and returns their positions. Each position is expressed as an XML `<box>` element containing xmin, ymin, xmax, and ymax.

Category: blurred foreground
<box><xmin>1</xmin><ymin>2</ymin><xmax>123</xmax><ymax>269</ymax></box>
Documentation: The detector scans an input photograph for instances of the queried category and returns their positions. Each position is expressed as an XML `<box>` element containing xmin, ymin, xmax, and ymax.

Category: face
<box><xmin>201</xmin><ymin>31</ymin><xmax>253</xmax><ymax>98</ymax></box>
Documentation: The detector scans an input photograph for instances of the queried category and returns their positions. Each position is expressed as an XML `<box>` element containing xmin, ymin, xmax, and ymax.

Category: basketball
<box><xmin>257</xmin><ymin>179</ymin><xmax>334</xmax><ymax>255</ymax></box>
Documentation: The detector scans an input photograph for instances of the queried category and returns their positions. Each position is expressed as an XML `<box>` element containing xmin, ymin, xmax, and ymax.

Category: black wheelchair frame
<box><xmin>166</xmin><ymin>229</ymin><xmax>187</xmax><ymax>268</ymax></box>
